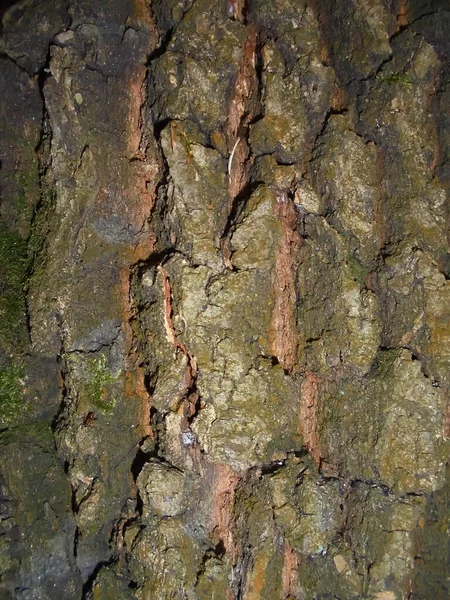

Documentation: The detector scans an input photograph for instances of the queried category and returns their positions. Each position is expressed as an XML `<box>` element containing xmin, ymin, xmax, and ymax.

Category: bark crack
<box><xmin>157</xmin><ymin>264</ymin><xmax>200</xmax><ymax>437</ymax></box>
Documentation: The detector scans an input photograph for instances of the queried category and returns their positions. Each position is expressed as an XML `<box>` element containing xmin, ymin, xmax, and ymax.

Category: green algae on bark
<box><xmin>0</xmin><ymin>225</ymin><xmax>29</xmax><ymax>354</ymax></box>
<box><xmin>0</xmin><ymin>361</ymin><xmax>26</xmax><ymax>426</ymax></box>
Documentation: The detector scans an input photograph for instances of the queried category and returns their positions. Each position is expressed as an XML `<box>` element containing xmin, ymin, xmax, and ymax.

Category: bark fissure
<box><xmin>0</xmin><ymin>0</ymin><xmax>448</xmax><ymax>598</ymax></box>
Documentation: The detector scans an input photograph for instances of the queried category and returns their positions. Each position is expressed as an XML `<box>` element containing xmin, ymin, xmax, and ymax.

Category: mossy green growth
<box><xmin>0</xmin><ymin>222</ymin><xmax>29</xmax><ymax>351</ymax></box>
<box><xmin>86</xmin><ymin>355</ymin><xmax>120</xmax><ymax>413</ymax></box>
<box><xmin>65</xmin><ymin>353</ymin><xmax>120</xmax><ymax>414</ymax></box>
<box><xmin>0</xmin><ymin>362</ymin><xmax>26</xmax><ymax>427</ymax></box>
<box><xmin>345</xmin><ymin>253</ymin><xmax>367</xmax><ymax>288</ymax></box>
<box><xmin>0</xmin><ymin>534</ymin><xmax>15</xmax><ymax>577</ymax></box>
<box><xmin>92</xmin><ymin>565</ymin><xmax>138</xmax><ymax>600</ymax></box>
<box><xmin>377</xmin><ymin>71</ymin><xmax>413</xmax><ymax>85</ymax></box>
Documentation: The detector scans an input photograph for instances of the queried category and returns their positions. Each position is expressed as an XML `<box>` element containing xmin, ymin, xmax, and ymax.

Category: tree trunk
<box><xmin>0</xmin><ymin>1</ymin><xmax>449</xmax><ymax>598</ymax></box>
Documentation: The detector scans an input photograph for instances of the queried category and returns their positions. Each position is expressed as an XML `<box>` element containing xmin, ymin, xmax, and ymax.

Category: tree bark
<box><xmin>0</xmin><ymin>1</ymin><xmax>449</xmax><ymax>598</ymax></box>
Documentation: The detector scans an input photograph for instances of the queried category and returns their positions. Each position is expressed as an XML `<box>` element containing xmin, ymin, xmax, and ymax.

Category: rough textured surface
<box><xmin>0</xmin><ymin>0</ymin><xmax>449</xmax><ymax>598</ymax></box>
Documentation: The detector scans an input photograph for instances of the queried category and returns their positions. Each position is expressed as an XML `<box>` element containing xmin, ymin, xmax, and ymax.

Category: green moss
<box><xmin>65</xmin><ymin>353</ymin><xmax>120</xmax><ymax>413</ymax></box>
<box><xmin>345</xmin><ymin>253</ymin><xmax>367</xmax><ymax>287</ymax></box>
<box><xmin>87</xmin><ymin>355</ymin><xmax>120</xmax><ymax>413</ymax></box>
<box><xmin>0</xmin><ymin>223</ymin><xmax>29</xmax><ymax>351</ymax></box>
<box><xmin>377</xmin><ymin>71</ymin><xmax>413</xmax><ymax>85</ymax></box>
<box><xmin>91</xmin><ymin>564</ymin><xmax>138</xmax><ymax>600</ymax></box>
<box><xmin>0</xmin><ymin>362</ymin><xmax>26</xmax><ymax>427</ymax></box>
<box><xmin>0</xmin><ymin>536</ymin><xmax>14</xmax><ymax>577</ymax></box>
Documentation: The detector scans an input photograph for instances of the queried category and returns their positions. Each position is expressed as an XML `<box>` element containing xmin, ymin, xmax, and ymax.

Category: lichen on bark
<box><xmin>0</xmin><ymin>0</ymin><xmax>449</xmax><ymax>599</ymax></box>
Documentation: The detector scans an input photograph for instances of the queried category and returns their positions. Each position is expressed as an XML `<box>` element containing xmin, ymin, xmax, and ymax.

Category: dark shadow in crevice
<box><xmin>152</xmin><ymin>116</ymin><xmax>172</xmax><ymax>140</ymax></box>
<box><xmin>131</xmin><ymin>448</ymin><xmax>152</xmax><ymax>483</ymax></box>
<box><xmin>260</xmin><ymin>460</ymin><xmax>286</xmax><ymax>476</ymax></box>
<box><xmin>81</xmin><ymin>559</ymin><xmax>116</xmax><ymax>600</ymax></box>
<box><xmin>146</xmin><ymin>26</ymin><xmax>175</xmax><ymax>64</ymax></box>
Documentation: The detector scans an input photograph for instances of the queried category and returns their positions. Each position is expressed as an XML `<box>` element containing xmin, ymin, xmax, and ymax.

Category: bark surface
<box><xmin>0</xmin><ymin>1</ymin><xmax>449</xmax><ymax>599</ymax></box>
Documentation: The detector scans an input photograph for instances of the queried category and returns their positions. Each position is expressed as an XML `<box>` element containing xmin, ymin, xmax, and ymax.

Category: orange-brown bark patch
<box><xmin>157</xmin><ymin>265</ymin><xmax>198</xmax><ymax>428</ymax></box>
<box><xmin>226</xmin><ymin>26</ymin><xmax>259</xmax><ymax>199</ymax></box>
<box><xmin>330</xmin><ymin>84</ymin><xmax>347</xmax><ymax>112</ymax></box>
<box><xmin>298</xmin><ymin>372</ymin><xmax>322</xmax><ymax>464</ymax></box>
<box><xmin>210</xmin><ymin>463</ymin><xmax>240</xmax><ymax>558</ymax></box>
<box><xmin>269</xmin><ymin>194</ymin><xmax>302</xmax><ymax>371</ymax></box>
<box><xmin>281</xmin><ymin>541</ymin><xmax>299</xmax><ymax>599</ymax></box>
<box><xmin>125</xmin><ymin>63</ymin><xmax>159</xmax><ymax>228</ymax></box>
<box><xmin>127</xmin><ymin>65</ymin><xmax>147</xmax><ymax>160</ymax></box>
<box><xmin>118</xmin><ymin>262</ymin><xmax>152</xmax><ymax>437</ymax></box>
<box><xmin>245</xmin><ymin>550</ymin><xmax>269</xmax><ymax>600</ymax></box>
<box><xmin>227</xmin><ymin>26</ymin><xmax>258</xmax><ymax>143</ymax></box>
<box><xmin>132</xmin><ymin>232</ymin><xmax>157</xmax><ymax>263</ymax></box>
<box><xmin>395</xmin><ymin>0</ymin><xmax>409</xmax><ymax>27</ymax></box>
<box><xmin>112</xmin><ymin>52</ymin><xmax>162</xmax><ymax>438</ymax></box>
<box><xmin>227</xmin><ymin>0</ymin><xmax>246</xmax><ymax>22</ymax></box>
<box><xmin>125</xmin><ymin>368</ymin><xmax>152</xmax><ymax>438</ymax></box>
<box><xmin>128</xmin><ymin>0</ymin><xmax>158</xmax><ymax>46</ymax></box>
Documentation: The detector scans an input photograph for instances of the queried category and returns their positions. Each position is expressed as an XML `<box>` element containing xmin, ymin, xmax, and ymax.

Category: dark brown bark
<box><xmin>0</xmin><ymin>1</ymin><xmax>449</xmax><ymax>598</ymax></box>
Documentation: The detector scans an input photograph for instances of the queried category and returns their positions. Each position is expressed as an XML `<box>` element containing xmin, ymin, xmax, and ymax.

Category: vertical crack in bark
<box><xmin>2</xmin><ymin>1</ymin><xmax>449</xmax><ymax>597</ymax></box>
<box><xmin>220</xmin><ymin>15</ymin><xmax>262</xmax><ymax>268</ymax></box>
<box><xmin>157</xmin><ymin>264</ymin><xmax>199</xmax><ymax>436</ymax></box>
